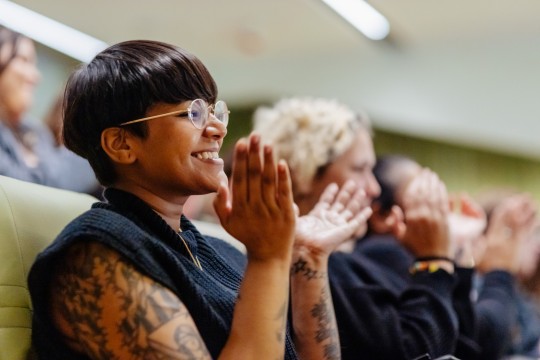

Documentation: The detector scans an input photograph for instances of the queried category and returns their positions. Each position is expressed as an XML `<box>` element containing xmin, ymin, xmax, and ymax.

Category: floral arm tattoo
<box><xmin>50</xmin><ymin>241</ymin><xmax>211</xmax><ymax>360</ymax></box>
<box><xmin>291</xmin><ymin>257</ymin><xmax>340</xmax><ymax>360</ymax></box>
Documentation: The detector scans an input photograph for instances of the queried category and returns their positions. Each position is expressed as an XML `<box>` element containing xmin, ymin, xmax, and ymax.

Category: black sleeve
<box><xmin>474</xmin><ymin>270</ymin><xmax>517</xmax><ymax>360</ymax></box>
<box><xmin>452</xmin><ymin>267</ymin><xmax>482</xmax><ymax>359</ymax></box>
<box><xmin>329</xmin><ymin>253</ymin><xmax>459</xmax><ymax>360</ymax></box>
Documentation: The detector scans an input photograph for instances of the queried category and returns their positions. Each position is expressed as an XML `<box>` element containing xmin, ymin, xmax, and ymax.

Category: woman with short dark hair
<box><xmin>28</xmin><ymin>40</ymin><xmax>368</xmax><ymax>360</ymax></box>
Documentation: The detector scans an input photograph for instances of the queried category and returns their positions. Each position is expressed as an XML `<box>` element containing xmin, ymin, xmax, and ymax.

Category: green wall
<box><xmin>374</xmin><ymin>129</ymin><xmax>540</xmax><ymax>202</ymax></box>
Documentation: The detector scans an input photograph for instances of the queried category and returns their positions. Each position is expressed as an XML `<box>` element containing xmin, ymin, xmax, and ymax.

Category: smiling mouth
<box><xmin>193</xmin><ymin>151</ymin><xmax>219</xmax><ymax>160</ymax></box>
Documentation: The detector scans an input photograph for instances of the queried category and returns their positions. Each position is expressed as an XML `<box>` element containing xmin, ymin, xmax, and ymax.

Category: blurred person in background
<box><xmin>369</xmin><ymin>154</ymin><xmax>538</xmax><ymax>360</ymax></box>
<box><xmin>253</xmin><ymin>97</ymin><xmax>460</xmax><ymax>360</ymax></box>
<box><xmin>476</xmin><ymin>190</ymin><xmax>540</xmax><ymax>359</ymax></box>
<box><xmin>0</xmin><ymin>25</ymin><xmax>99</xmax><ymax>194</ymax></box>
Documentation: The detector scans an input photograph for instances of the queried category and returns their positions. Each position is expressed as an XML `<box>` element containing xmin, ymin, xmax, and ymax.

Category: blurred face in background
<box><xmin>0</xmin><ymin>37</ymin><xmax>41</xmax><ymax>126</ymax></box>
<box><xmin>304</xmin><ymin>128</ymin><xmax>381</xmax><ymax>221</ymax></box>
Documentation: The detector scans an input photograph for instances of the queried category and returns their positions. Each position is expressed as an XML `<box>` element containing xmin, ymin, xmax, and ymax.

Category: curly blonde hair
<box><xmin>253</xmin><ymin>97</ymin><xmax>371</xmax><ymax>194</ymax></box>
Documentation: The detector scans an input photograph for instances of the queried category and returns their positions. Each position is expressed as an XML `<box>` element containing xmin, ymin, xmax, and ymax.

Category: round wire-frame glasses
<box><xmin>119</xmin><ymin>99</ymin><xmax>229</xmax><ymax>129</ymax></box>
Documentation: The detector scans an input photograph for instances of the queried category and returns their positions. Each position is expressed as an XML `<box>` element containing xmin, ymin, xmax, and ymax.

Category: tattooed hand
<box><xmin>290</xmin><ymin>181</ymin><xmax>369</xmax><ymax>360</ymax></box>
<box><xmin>294</xmin><ymin>180</ymin><xmax>372</xmax><ymax>257</ymax></box>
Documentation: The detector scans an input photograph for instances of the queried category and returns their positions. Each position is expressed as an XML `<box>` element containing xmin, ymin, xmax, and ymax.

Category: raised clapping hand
<box><xmin>399</xmin><ymin>169</ymin><xmax>451</xmax><ymax>259</ymax></box>
<box><xmin>447</xmin><ymin>193</ymin><xmax>487</xmax><ymax>267</ymax></box>
<box><xmin>477</xmin><ymin>193</ymin><xmax>537</xmax><ymax>274</ymax></box>
<box><xmin>294</xmin><ymin>179</ymin><xmax>373</xmax><ymax>256</ymax></box>
<box><xmin>213</xmin><ymin>133</ymin><xmax>296</xmax><ymax>261</ymax></box>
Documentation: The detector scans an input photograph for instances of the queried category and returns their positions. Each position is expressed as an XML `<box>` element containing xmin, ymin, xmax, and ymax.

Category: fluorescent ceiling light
<box><xmin>320</xmin><ymin>0</ymin><xmax>390</xmax><ymax>41</ymax></box>
<box><xmin>0</xmin><ymin>0</ymin><xmax>107</xmax><ymax>62</ymax></box>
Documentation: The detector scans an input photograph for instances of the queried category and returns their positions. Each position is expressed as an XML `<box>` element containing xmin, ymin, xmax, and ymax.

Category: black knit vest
<box><xmin>28</xmin><ymin>188</ymin><xmax>298</xmax><ymax>359</ymax></box>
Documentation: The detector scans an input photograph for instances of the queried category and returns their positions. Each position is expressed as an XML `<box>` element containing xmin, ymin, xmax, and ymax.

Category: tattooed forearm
<box><xmin>291</xmin><ymin>254</ymin><xmax>340</xmax><ymax>360</ymax></box>
<box><xmin>291</xmin><ymin>257</ymin><xmax>325</xmax><ymax>280</ymax></box>
<box><xmin>310</xmin><ymin>286</ymin><xmax>340</xmax><ymax>360</ymax></box>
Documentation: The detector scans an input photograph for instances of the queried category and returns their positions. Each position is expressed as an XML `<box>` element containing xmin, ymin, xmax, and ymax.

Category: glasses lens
<box><xmin>189</xmin><ymin>99</ymin><xmax>207</xmax><ymax>129</ymax></box>
<box><xmin>214</xmin><ymin>100</ymin><xmax>229</xmax><ymax>126</ymax></box>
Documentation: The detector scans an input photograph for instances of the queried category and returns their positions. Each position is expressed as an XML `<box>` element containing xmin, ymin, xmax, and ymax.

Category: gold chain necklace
<box><xmin>178</xmin><ymin>231</ymin><xmax>203</xmax><ymax>271</ymax></box>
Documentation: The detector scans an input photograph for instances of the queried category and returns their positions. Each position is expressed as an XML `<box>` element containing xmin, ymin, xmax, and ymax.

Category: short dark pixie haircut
<box><xmin>63</xmin><ymin>40</ymin><xmax>218</xmax><ymax>186</ymax></box>
<box><xmin>0</xmin><ymin>26</ymin><xmax>27</xmax><ymax>75</ymax></box>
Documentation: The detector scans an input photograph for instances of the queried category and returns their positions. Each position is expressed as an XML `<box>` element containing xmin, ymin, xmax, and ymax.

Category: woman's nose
<box><xmin>204</xmin><ymin>115</ymin><xmax>227</xmax><ymax>139</ymax></box>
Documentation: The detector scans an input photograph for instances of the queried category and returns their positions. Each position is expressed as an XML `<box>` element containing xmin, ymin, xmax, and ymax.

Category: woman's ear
<box><xmin>101</xmin><ymin>127</ymin><xmax>137</xmax><ymax>164</ymax></box>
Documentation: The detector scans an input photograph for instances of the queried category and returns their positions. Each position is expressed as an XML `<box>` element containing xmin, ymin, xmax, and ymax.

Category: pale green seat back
<box><xmin>0</xmin><ymin>175</ymin><xmax>97</xmax><ymax>360</ymax></box>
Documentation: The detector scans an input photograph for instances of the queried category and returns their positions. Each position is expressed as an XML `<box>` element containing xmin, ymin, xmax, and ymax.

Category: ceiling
<box><xmin>11</xmin><ymin>0</ymin><xmax>540</xmax><ymax>159</ymax></box>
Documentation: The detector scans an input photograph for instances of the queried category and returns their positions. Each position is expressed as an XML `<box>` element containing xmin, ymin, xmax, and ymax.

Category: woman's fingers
<box><xmin>261</xmin><ymin>144</ymin><xmax>278</xmax><ymax>209</ymax></box>
<box><xmin>230</xmin><ymin>138</ymin><xmax>249</xmax><ymax>209</ymax></box>
<box><xmin>230</xmin><ymin>134</ymin><xmax>295</xmax><ymax>216</ymax></box>
<box><xmin>213</xmin><ymin>180</ymin><xmax>231</xmax><ymax>225</ymax></box>
<box><xmin>434</xmin><ymin>173</ymin><xmax>449</xmax><ymax>215</ymax></box>
<box><xmin>223</xmin><ymin>135</ymin><xmax>295</xmax><ymax>258</ymax></box>
<box><xmin>330</xmin><ymin>180</ymin><xmax>356</xmax><ymax>213</ymax></box>
<box><xmin>342</xmin><ymin>185</ymin><xmax>368</xmax><ymax>222</ymax></box>
<box><xmin>276</xmin><ymin>159</ymin><xmax>295</xmax><ymax>219</ymax></box>
<box><xmin>246</xmin><ymin>134</ymin><xmax>263</xmax><ymax>205</ymax></box>
<box><xmin>313</xmin><ymin>183</ymin><xmax>339</xmax><ymax>212</ymax></box>
<box><xmin>315</xmin><ymin>180</ymin><xmax>368</xmax><ymax>222</ymax></box>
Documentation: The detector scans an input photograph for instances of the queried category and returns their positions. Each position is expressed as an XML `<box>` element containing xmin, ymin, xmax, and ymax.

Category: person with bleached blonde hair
<box><xmin>253</xmin><ymin>97</ymin><xmax>461</xmax><ymax>360</ymax></box>
<box><xmin>254</xmin><ymin>97</ymin><xmax>377</xmax><ymax>219</ymax></box>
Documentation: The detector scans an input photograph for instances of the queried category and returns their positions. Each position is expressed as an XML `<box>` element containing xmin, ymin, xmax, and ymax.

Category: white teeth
<box><xmin>195</xmin><ymin>151</ymin><xmax>219</xmax><ymax>160</ymax></box>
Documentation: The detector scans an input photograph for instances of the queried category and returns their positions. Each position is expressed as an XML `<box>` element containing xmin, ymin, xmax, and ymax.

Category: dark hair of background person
<box><xmin>62</xmin><ymin>40</ymin><xmax>218</xmax><ymax>186</ymax></box>
<box><xmin>372</xmin><ymin>154</ymin><xmax>418</xmax><ymax>213</ymax></box>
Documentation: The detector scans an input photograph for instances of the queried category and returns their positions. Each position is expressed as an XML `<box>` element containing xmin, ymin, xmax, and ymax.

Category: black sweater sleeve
<box><xmin>329</xmin><ymin>252</ymin><xmax>459</xmax><ymax>360</ymax></box>
<box><xmin>475</xmin><ymin>270</ymin><xmax>517</xmax><ymax>360</ymax></box>
<box><xmin>452</xmin><ymin>267</ymin><xmax>482</xmax><ymax>358</ymax></box>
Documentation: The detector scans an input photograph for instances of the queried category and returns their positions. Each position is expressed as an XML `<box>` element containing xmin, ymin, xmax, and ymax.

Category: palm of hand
<box><xmin>295</xmin><ymin>180</ymin><xmax>371</xmax><ymax>255</ymax></box>
<box><xmin>402</xmin><ymin>209</ymin><xmax>449</xmax><ymax>253</ymax></box>
<box><xmin>400</xmin><ymin>169</ymin><xmax>450</xmax><ymax>257</ymax></box>
<box><xmin>296</xmin><ymin>207</ymin><xmax>356</xmax><ymax>254</ymax></box>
